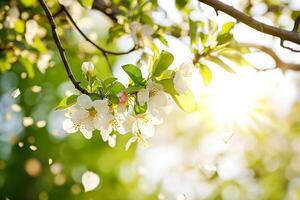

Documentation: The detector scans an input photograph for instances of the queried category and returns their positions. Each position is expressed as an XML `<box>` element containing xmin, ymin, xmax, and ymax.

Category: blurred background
<box><xmin>1</xmin><ymin>0</ymin><xmax>300</xmax><ymax>199</ymax></box>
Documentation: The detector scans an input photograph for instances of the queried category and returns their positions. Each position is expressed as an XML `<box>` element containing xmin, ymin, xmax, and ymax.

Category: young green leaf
<box><xmin>172</xmin><ymin>90</ymin><xmax>197</xmax><ymax>113</ymax></box>
<box><xmin>153</xmin><ymin>33</ymin><xmax>169</xmax><ymax>46</ymax></box>
<box><xmin>125</xmin><ymin>85</ymin><xmax>144</xmax><ymax>94</ymax></box>
<box><xmin>189</xmin><ymin>18</ymin><xmax>197</xmax><ymax>45</ymax></box>
<box><xmin>219</xmin><ymin>22</ymin><xmax>235</xmax><ymax>35</ymax></box>
<box><xmin>159</xmin><ymin>78</ymin><xmax>197</xmax><ymax>112</ymax></box>
<box><xmin>152</xmin><ymin>51</ymin><xmax>174</xmax><ymax>77</ymax></box>
<box><xmin>209</xmin><ymin>56</ymin><xmax>235</xmax><ymax>73</ymax></box>
<box><xmin>56</xmin><ymin>95</ymin><xmax>79</xmax><ymax>110</ymax></box>
<box><xmin>122</xmin><ymin>64</ymin><xmax>144</xmax><ymax>84</ymax></box>
<box><xmin>199</xmin><ymin>64</ymin><xmax>212</xmax><ymax>85</ymax></box>
<box><xmin>217</xmin><ymin>33</ymin><xmax>233</xmax><ymax>45</ymax></box>
<box><xmin>110</xmin><ymin>81</ymin><xmax>125</xmax><ymax>95</ymax></box>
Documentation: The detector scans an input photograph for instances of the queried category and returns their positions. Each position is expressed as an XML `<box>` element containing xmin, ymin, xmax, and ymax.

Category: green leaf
<box><xmin>219</xmin><ymin>22</ymin><xmax>235</xmax><ymax>35</ymax></box>
<box><xmin>217</xmin><ymin>33</ymin><xmax>233</xmax><ymax>45</ymax></box>
<box><xmin>199</xmin><ymin>64</ymin><xmax>212</xmax><ymax>85</ymax></box>
<box><xmin>189</xmin><ymin>18</ymin><xmax>197</xmax><ymax>45</ymax></box>
<box><xmin>125</xmin><ymin>85</ymin><xmax>144</xmax><ymax>94</ymax></box>
<box><xmin>56</xmin><ymin>95</ymin><xmax>79</xmax><ymax>110</ymax></box>
<box><xmin>152</xmin><ymin>50</ymin><xmax>174</xmax><ymax>77</ymax></box>
<box><xmin>209</xmin><ymin>56</ymin><xmax>235</xmax><ymax>73</ymax></box>
<box><xmin>140</xmin><ymin>13</ymin><xmax>154</xmax><ymax>25</ymax></box>
<box><xmin>134</xmin><ymin>101</ymin><xmax>148</xmax><ymax>114</ymax></box>
<box><xmin>107</xmin><ymin>25</ymin><xmax>125</xmax><ymax>43</ymax></box>
<box><xmin>172</xmin><ymin>90</ymin><xmax>197</xmax><ymax>113</ymax></box>
<box><xmin>159</xmin><ymin>79</ymin><xmax>197</xmax><ymax>112</ymax></box>
<box><xmin>103</xmin><ymin>77</ymin><xmax>117</xmax><ymax>87</ymax></box>
<box><xmin>122</xmin><ymin>64</ymin><xmax>144</xmax><ymax>84</ymax></box>
<box><xmin>158</xmin><ymin>79</ymin><xmax>178</xmax><ymax>94</ymax></box>
<box><xmin>217</xmin><ymin>22</ymin><xmax>235</xmax><ymax>45</ymax></box>
<box><xmin>153</xmin><ymin>33</ymin><xmax>168</xmax><ymax>46</ymax></box>
<box><xmin>218</xmin><ymin>49</ymin><xmax>250</xmax><ymax>66</ymax></box>
<box><xmin>110</xmin><ymin>81</ymin><xmax>125</xmax><ymax>95</ymax></box>
<box><xmin>78</xmin><ymin>0</ymin><xmax>94</xmax><ymax>8</ymax></box>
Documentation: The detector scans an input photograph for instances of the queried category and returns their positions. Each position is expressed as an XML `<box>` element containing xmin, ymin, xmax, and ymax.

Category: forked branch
<box><xmin>38</xmin><ymin>0</ymin><xmax>89</xmax><ymax>94</ymax></box>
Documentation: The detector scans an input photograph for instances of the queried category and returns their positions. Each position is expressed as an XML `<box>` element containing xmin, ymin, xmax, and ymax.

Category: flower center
<box><xmin>149</xmin><ymin>87</ymin><xmax>159</xmax><ymax>97</ymax></box>
<box><xmin>88</xmin><ymin>107</ymin><xmax>97</xmax><ymax>118</ymax></box>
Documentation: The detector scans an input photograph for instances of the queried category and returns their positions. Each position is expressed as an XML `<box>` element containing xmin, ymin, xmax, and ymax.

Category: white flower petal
<box><xmin>93</xmin><ymin>99</ymin><xmax>109</xmax><ymax>114</ymax></box>
<box><xmin>72</xmin><ymin>109</ymin><xmax>88</xmax><ymax>124</ymax></box>
<box><xmin>174</xmin><ymin>72</ymin><xmax>189</xmax><ymax>94</ymax></box>
<box><xmin>100</xmin><ymin>126</ymin><xmax>112</xmax><ymax>142</ymax></box>
<box><xmin>179</xmin><ymin>62</ymin><xmax>194</xmax><ymax>77</ymax></box>
<box><xmin>77</xmin><ymin>94</ymin><xmax>93</xmax><ymax>109</ymax></box>
<box><xmin>80</xmin><ymin>127</ymin><xmax>93</xmax><ymax>139</ymax></box>
<box><xmin>62</xmin><ymin>119</ymin><xmax>77</xmax><ymax>133</ymax></box>
<box><xmin>11</xmin><ymin>88</ymin><xmax>21</xmax><ymax>98</ymax></box>
<box><xmin>82</xmin><ymin>171</ymin><xmax>100</xmax><ymax>192</ymax></box>
<box><xmin>137</xmin><ymin>88</ymin><xmax>149</xmax><ymax>105</ymax></box>
<box><xmin>141</xmin><ymin>24</ymin><xmax>154</xmax><ymax>37</ymax></box>
<box><xmin>108</xmin><ymin>134</ymin><xmax>116</xmax><ymax>148</ymax></box>
<box><xmin>138</xmin><ymin>120</ymin><xmax>155</xmax><ymax>138</ymax></box>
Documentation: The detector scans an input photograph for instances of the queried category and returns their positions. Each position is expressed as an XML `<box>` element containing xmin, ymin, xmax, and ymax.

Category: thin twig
<box><xmin>198</xmin><ymin>0</ymin><xmax>300</xmax><ymax>50</ymax></box>
<box><xmin>38</xmin><ymin>0</ymin><xmax>89</xmax><ymax>94</ymax></box>
<box><xmin>280</xmin><ymin>40</ymin><xmax>300</xmax><ymax>53</ymax></box>
<box><xmin>61</xmin><ymin>6</ymin><xmax>137</xmax><ymax>56</ymax></box>
<box><xmin>240</xmin><ymin>43</ymin><xmax>300</xmax><ymax>71</ymax></box>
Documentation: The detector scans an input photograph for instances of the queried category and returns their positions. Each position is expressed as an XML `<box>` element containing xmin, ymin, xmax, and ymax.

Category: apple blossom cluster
<box><xmin>61</xmin><ymin>56</ymin><xmax>196</xmax><ymax>150</ymax></box>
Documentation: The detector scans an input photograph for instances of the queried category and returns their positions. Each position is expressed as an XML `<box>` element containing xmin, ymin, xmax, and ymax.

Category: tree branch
<box><xmin>198</xmin><ymin>0</ymin><xmax>300</xmax><ymax>50</ymax></box>
<box><xmin>61</xmin><ymin>5</ymin><xmax>137</xmax><ymax>56</ymax></box>
<box><xmin>240</xmin><ymin>43</ymin><xmax>300</xmax><ymax>71</ymax></box>
<box><xmin>38</xmin><ymin>0</ymin><xmax>89</xmax><ymax>94</ymax></box>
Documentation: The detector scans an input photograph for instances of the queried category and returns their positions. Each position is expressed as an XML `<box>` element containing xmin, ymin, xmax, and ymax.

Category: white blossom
<box><xmin>124</xmin><ymin>112</ymin><xmax>161</xmax><ymax>151</ymax></box>
<box><xmin>63</xmin><ymin>94</ymin><xmax>112</xmax><ymax>140</ymax></box>
<box><xmin>137</xmin><ymin>81</ymin><xmax>169</xmax><ymax>123</ymax></box>
<box><xmin>173</xmin><ymin>62</ymin><xmax>194</xmax><ymax>94</ymax></box>
<box><xmin>130</xmin><ymin>22</ymin><xmax>154</xmax><ymax>46</ymax></box>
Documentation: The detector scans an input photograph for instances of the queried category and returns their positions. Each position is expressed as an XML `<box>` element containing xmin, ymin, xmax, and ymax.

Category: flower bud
<box><xmin>81</xmin><ymin>62</ymin><xmax>94</xmax><ymax>75</ymax></box>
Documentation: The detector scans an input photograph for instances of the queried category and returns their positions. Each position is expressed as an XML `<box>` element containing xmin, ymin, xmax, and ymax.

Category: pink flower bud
<box><xmin>117</xmin><ymin>91</ymin><xmax>128</xmax><ymax>104</ymax></box>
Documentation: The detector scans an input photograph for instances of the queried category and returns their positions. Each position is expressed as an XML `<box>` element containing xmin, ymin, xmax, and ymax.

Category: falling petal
<box><xmin>82</xmin><ymin>171</ymin><xmax>100</xmax><ymax>192</ymax></box>
<box><xmin>11</xmin><ymin>88</ymin><xmax>20</xmax><ymax>98</ymax></box>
